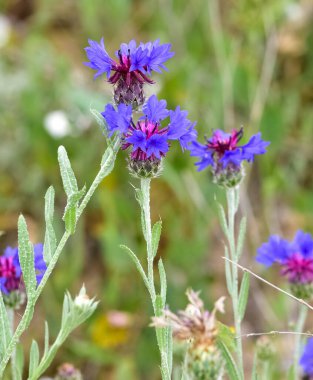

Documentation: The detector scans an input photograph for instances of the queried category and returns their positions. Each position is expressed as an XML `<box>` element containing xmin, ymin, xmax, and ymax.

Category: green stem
<box><xmin>140</xmin><ymin>178</ymin><xmax>170</xmax><ymax>380</ymax></box>
<box><xmin>0</xmin><ymin>141</ymin><xmax>119</xmax><ymax>377</ymax></box>
<box><xmin>260</xmin><ymin>361</ymin><xmax>270</xmax><ymax>380</ymax></box>
<box><xmin>7</xmin><ymin>308</ymin><xmax>17</xmax><ymax>380</ymax></box>
<box><xmin>226</xmin><ymin>187</ymin><xmax>244</xmax><ymax>379</ymax></box>
<box><xmin>141</xmin><ymin>178</ymin><xmax>156</xmax><ymax>306</ymax></box>
<box><xmin>293</xmin><ymin>304</ymin><xmax>308</xmax><ymax>380</ymax></box>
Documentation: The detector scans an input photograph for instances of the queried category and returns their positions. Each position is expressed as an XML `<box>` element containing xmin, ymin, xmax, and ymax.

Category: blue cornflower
<box><xmin>84</xmin><ymin>38</ymin><xmax>174</xmax><ymax>108</ymax></box>
<box><xmin>102</xmin><ymin>95</ymin><xmax>196</xmax><ymax>163</ymax></box>
<box><xmin>256</xmin><ymin>231</ymin><xmax>313</xmax><ymax>284</ymax></box>
<box><xmin>0</xmin><ymin>243</ymin><xmax>47</xmax><ymax>295</ymax></box>
<box><xmin>189</xmin><ymin>128</ymin><xmax>270</xmax><ymax>187</ymax></box>
<box><xmin>300</xmin><ymin>338</ymin><xmax>313</xmax><ymax>377</ymax></box>
<box><xmin>190</xmin><ymin>129</ymin><xmax>270</xmax><ymax>171</ymax></box>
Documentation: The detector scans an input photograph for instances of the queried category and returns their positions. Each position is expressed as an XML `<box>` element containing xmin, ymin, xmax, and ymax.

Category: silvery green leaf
<box><xmin>158</xmin><ymin>259</ymin><xmax>167</xmax><ymax>307</ymax></box>
<box><xmin>15</xmin><ymin>344</ymin><xmax>24</xmax><ymax>380</ymax></box>
<box><xmin>18</xmin><ymin>215</ymin><xmax>36</xmax><ymax>296</ymax></box>
<box><xmin>238</xmin><ymin>272</ymin><xmax>250</xmax><ymax>321</ymax></box>
<box><xmin>155</xmin><ymin>295</ymin><xmax>166</xmax><ymax>352</ymax></box>
<box><xmin>29</xmin><ymin>340</ymin><xmax>40</xmax><ymax>377</ymax></box>
<box><xmin>217</xmin><ymin>202</ymin><xmax>228</xmax><ymax>237</ymax></box>
<box><xmin>0</xmin><ymin>292</ymin><xmax>11</xmax><ymax>357</ymax></box>
<box><xmin>224</xmin><ymin>245</ymin><xmax>233</xmax><ymax>295</ymax></box>
<box><xmin>236</xmin><ymin>217</ymin><xmax>246</xmax><ymax>259</ymax></box>
<box><xmin>152</xmin><ymin>221</ymin><xmax>162</xmax><ymax>258</ymax></box>
<box><xmin>62</xmin><ymin>186</ymin><xmax>86</xmax><ymax>234</ymax></box>
<box><xmin>44</xmin><ymin>321</ymin><xmax>50</xmax><ymax>357</ymax></box>
<box><xmin>217</xmin><ymin>340</ymin><xmax>241</xmax><ymax>380</ymax></box>
<box><xmin>43</xmin><ymin>186</ymin><xmax>57</xmax><ymax>264</ymax></box>
<box><xmin>120</xmin><ymin>245</ymin><xmax>149</xmax><ymax>290</ymax></box>
<box><xmin>58</xmin><ymin>146</ymin><xmax>78</xmax><ymax>197</ymax></box>
<box><xmin>61</xmin><ymin>292</ymin><xmax>70</xmax><ymax>329</ymax></box>
<box><xmin>90</xmin><ymin>108</ymin><xmax>108</xmax><ymax>138</ymax></box>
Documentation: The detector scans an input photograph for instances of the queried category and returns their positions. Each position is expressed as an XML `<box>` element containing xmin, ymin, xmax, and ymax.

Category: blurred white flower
<box><xmin>44</xmin><ymin>110</ymin><xmax>71</xmax><ymax>138</ymax></box>
<box><xmin>285</xmin><ymin>3</ymin><xmax>305</xmax><ymax>23</ymax></box>
<box><xmin>0</xmin><ymin>15</ymin><xmax>11</xmax><ymax>48</ymax></box>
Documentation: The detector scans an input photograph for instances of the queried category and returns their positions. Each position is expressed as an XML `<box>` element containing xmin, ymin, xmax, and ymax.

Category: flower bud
<box><xmin>128</xmin><ymin>158</ymin><xmax>163</xmax><ymax>179</ymax></box>
<box><xmin>55</xmin><ymin>363</ymin><xmax>82</xmax><ymax>380</ymax></box>
<box><xmin>256</xmin><ymin>336</ymin><xmax>275</xmax><ymax>362</ymax></box>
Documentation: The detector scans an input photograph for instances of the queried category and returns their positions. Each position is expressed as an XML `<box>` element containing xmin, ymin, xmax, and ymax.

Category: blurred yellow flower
<box><xmin>91</xmin><ymin>311</ymin><xmax>132</xmax><ymax>349</ymax></box>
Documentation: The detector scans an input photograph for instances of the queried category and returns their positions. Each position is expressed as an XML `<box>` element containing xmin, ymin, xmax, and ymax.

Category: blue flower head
<box><xmin>102</xmin><ymin>95</ymin><xmax>196</xmax><ymax>172</ymax></box>
<box><xmin>256</xmin><ymin>230</ymin><xmax>313</xmax><ymax>285</ymax></box>
<box><xmin>84</xmin><ymin>38</ymin><xmax>175</xmax><ymax>108</ymax></box>
<box><xmin>300</xmin><ymin>338</ymin><xmax>313</xmax><ymax>376</ymax></box>
<box><xmin>0</xmin><ymin>243</ymin><xmax>47</xmax><ymax>298</ymax></box>
<box><xmin>189</xmin><ymin>128</ymin><xmax>270</xmax><ymax>187</ymax></box>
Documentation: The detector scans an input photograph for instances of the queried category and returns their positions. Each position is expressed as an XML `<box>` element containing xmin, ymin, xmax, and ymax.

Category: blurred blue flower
<box><xmin>256</xmin><ymin>231</ymin><xmax>313</xmax><ymax>284</ymax></box>
<box><xmin>102</xmin><ymin>95</ymin><xmax>196</xmax><ymax>161</ymax></box>
<box><xmin>300</xmin><ymin>338</ymin><xmax>313</xmax><ymax>376</ymax></box>
<box><xmin>190</xmin><ymin>129</ymin><xmax>270</xmax><ymax>172</ymax></box>
<box><xmin>0</xmin><ymin>243</ymin><xmax>47</xmax><ymax>295</ymax></box>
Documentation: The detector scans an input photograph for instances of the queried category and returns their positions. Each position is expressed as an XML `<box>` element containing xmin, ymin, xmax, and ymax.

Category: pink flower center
<box><xmin>207</xmin><ymin>129</ymin><xmax>243</xmax><ymax>156</ymax></box>
<box><xmin>0</xmin><ymin>256</ymin><xmax>21</xmax><ymax>292</ymax></box>
<box><xmin>281</xmin><ymin>254</ymin><xmax>313</xmax><ymax>283</ymax></box>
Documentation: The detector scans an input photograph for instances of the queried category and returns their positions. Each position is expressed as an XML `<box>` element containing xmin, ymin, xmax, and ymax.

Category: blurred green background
<box><xmin>0</xmin><ymin>0</ymin><xmax>313</xmax><ymax>378</ymax></box>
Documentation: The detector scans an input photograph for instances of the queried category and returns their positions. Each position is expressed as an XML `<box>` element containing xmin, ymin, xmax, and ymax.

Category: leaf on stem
<box><xmin>158</xmin><ymin>259</ymin><xmax>167</xmax><ymax>307</ymax></box>
<box><xmin>15</xmin><ymin>344</ymin><xmax>24</xmax><ymax>380</ymax></box>
<box><xmin>152</xmin><ymin>221</ymin><xmax>162</xmax><ymax>258</ymax></box>
<box><xmin>18</xmin><ymin>215</ymin><xmax>37</xmax><ymax>296</ymax></box>
<box><xmin>120</xmin><ymin>245</ymin><xmax>149</xmax><ymax>291</ymax></box>
<box><xmin>236</xmin><ymin>217</ymin><xmax>247</xmax><ymax>259</ymax></box>
<box><xmin>217</xmin><ymin>339</ymin><xmax>241</xmax><ymax>380</ymax></box>
<box><xmin>90</xmin><ymin>108</ymin><xmax>109</xmax><ymax>139</ymax></box>
<box><xmin>224</xmin><ymin>245</ymin><xmax>233</xmax><ymax>295</ymax></box>
<box><xmin>29</xmin><ymin>340</ymin><xmax>40</xmax><ymax>378</ymax></box>
<box><xmin>217</xmin><ymin>202</ymin><xmax>229</xmax><ymax>237</ymax></box>
<box><xmin>217</xmin><ymin>322</ymin><xmax>236</xmax><ymax>352</ymax></box>
<box><xmin>43</xmin><ymin>186</ymin><xmax>57</xmax><ymax>264</ymax></box>
<box><xmin>238</xmin><ymin>272</ymin><xmax>250</xmax><ymax>321</ymax></box>
<box><xmin>0</xmin><ymin>292</ymin><xmax>11</xmax><ymax>358</ymax></box>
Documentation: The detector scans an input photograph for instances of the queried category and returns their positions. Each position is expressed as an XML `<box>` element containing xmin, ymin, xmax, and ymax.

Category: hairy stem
<box><xmin>7</xmin><ymin>308</ymin><xmax>17</xmax><ymax>380</ymax></box>
<box><xmin>0</xmin><ymin>141</ymin><xmax>119</xmax><ymax>376</ymax></box>
<box><xmin>226</xmin><ymin>187</ymin><xmax>244</xmax><ymax>379</ymax></box>
<box><xmin>293</xmin><ymin>304</ymin><xmax>308</xmax><ymax>380</ymax></box>
<box><xmin>140</xmin><ymin>178</ymin><xmax>170</xmax><ymax>380</ymax></box>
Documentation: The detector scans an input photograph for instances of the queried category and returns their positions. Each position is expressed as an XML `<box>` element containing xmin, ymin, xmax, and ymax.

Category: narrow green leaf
<box><xmin>62</xmin><ymin>186</ymin><xmax>86</xmax><ymax>234</ymax></box>
<box><xmin>152</xmin><ymin>221</ymin><xmax>162</xmax><ymax>258</ymax></box>
<box><xmin>155</xmin><ymin>295</ymin><xmax>166</xmax><ymax>351</ymax></box>
<box><xmin>217</xmin><ymin>340</ymin><xmax>241</xmax><ymax>380</ymax></box>
<box><xmin>0</xmin><ymin>292</ymin><xmax>11</xmax><ymax>357</ymax></box>
<box><xmin>238</xmin><ymin>272</ymin><xmax>250</xmax><ymax>321</ymax></box>
<box><xmin>58</xmin><ymin>146</ymin><xmax>78</xmax><ymax>197</ymax></box>
<box><xmin>251</xmin><ymin>352</ymin><xmax>259</xmax><ymax>380</ymax></box>
<box><xmin>236</xmin><ymin>217</ymin><xmax>247</xmax><ymax>259</ymax></box>
<box><xmin>158</xmin><ymin>259</ymin><xmax>167</xmax><ymax>307</ymax></box>
<box><xmin>44</xmin><ymin>321</ymin><xmax>50</xmax><ymax>357</ymax></box>
<box><xmin>18</xmin><ymin>215</ymin><xmax>36</xmax><ymax>296</ymax></box>
<box><xmin>224</xmin><ymin>245</ymin><xmax>233</xmax><ymax>295</ymax></box>
<box><xmin>120</xmin><ymin>245</ymin><xmax>149</xmax><ymax>291</ymax></box>
<box><xmin>15</xmin><ymin>344</ymin><xmax>24</xmax><ymax>380</ymax></box>
<box><xmin>43</xmin><ymin>186</ymin><xmax>56</xmax><ymax>264</ymax></box>
<box><xmin>29</xmin><ymin>340</ymin><xmax>40</xmax><ymax>377</ymax></box>
<box><xmin>217</xmin><ymin>322</ymin><xmax>236</xmax><ymax>352</ymax></box>
<box><xmin>90</xmin><ymin>108</ymin><xmax>108</xmax><ymax>138</ymax></box>
<box><xmin>217</xmin><ymin>202</ymin><xmax>228</xmax><ymax>237</ymax></box>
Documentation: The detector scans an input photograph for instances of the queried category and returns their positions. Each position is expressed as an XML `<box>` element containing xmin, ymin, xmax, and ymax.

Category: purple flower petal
<box><xmin>126</xmin><ymin>130</ymin><xmax>147</xmax><ymax>151</ymax></box>
<box><xmin>146</xmin><ymin>134</ymin><xmax>169</xmax><ymax>159</ymax></box>
<box><xmin>102</xmin><ymin>103</ymin><xmax>132</xmax><ymax>136</ymax></box>
<box><xmin>84</xmin><ymin>38</ymin><xmax>113</xmax><ymax>79</ymax></box>
<box><xmin>142</xmin><ymin>95</ymin><xmax>169</xmax><ymax>123</ymax></box>
<box><xmin>240</xmin><ymin>132</ymin><xmax>270</xmax><ymax>162</ymax></box>
<box><xmin>300</xmin><ymin>338</ymin><xmax>313</xmax><ymax>375</ymax></box>
<box><xmin>256</xmin><ymin>235</ymin><xmax>291</xmax><ymax>267</ymax></box>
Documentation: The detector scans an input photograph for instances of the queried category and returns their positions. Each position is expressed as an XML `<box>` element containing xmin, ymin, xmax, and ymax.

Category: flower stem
<box><xmin>6</xmin><ymin>308</ymin><xmax>17</xmax><ymax>380</ymax></box>
<box><xmin>293</xmin><ymin>304</ymin><xmax>308</xmax><ymax>380</ymax></box>
<box><xmin>140</xmin><ymin>178</ymin><xmax>171</xmax><ymax>380</ymax></box>
<box><xmin>0</xmin><ymin>141</ymin><xmax>120</xmax><ymax>377</ymax></box>
<box><xmin>226</xmin><ymin>187</ymin><xmax>244</xmax><ymax>379</ymax></box>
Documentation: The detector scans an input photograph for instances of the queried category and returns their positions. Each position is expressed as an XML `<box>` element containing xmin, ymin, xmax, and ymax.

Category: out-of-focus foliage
<box><xmin>0</xmin><ymin>0</ymin><xmax>313</xmax><ymax>378</ymax></box>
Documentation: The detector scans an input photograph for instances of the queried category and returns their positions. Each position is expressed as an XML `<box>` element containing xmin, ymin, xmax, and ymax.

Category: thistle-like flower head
<box><xmin>151</xmin><ymin>289</ymin><xmax>225</xmax><ymax>349</ymax></box>
<box><xmin>189</xmin><ymin>128</ymin><xmax>270</xmax><ymax>187</ymax></box>
<box><xmin>84</xmin><ymin>38</ymin><xmax>174</xmax><ymax>107</ymax></box>
<box><xmin>102</xmin><ymin>95</ymin><xmax>196</xmax><ymax>177</ymax></box>
<box><xmin>256</xmin><ymin>230</ymin><xmax>313</xmax><ymax>284</ymax></box>
<box><xmin>190</xmin><ymin>128</ymin><xmax>270</xmax><ymax>171</ymax></box>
